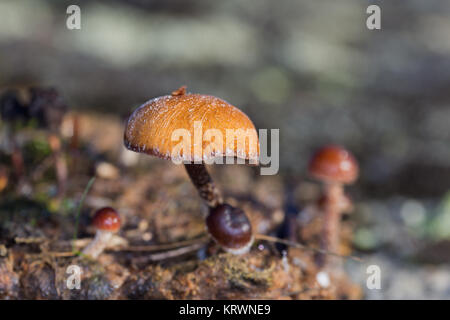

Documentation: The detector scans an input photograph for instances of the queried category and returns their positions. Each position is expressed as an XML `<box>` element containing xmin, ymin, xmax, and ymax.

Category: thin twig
<box><xmin>254</xmin><ymin>234</ymin><xmax>363</xmax><ymax>263</ymax></box>
<box><xmin>14</xmin><ymin>237</ymin><xmax>46</xmax><ymax>244</ymax></box>
<box><xmin>48</xmin><ymin>251</ymin><xmax>78</xmax><ymax>257</ymax></box>
<box><xmin>45</xmin><ymin>236</ymin><xmax>209</xmax><ymax>257</ymax></box>
<box><xmin>144</xmin><ymin>242</ymin><xmax>206</xmax><ymax>262</ymax></box>
<box><xmin>108</xmin><ymin>235</ymin><xmax>209</xmax><ymax>252</ymax></box>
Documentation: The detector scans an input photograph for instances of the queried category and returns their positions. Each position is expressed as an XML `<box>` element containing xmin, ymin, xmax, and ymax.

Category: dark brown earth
<box><xmin>0</xmin><ymin>104</ymin><xmax>361</xmax><ymax>300</ymax></box>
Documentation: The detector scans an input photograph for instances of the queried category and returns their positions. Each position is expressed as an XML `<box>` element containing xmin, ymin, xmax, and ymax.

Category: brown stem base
<box><xmin>316</xmin><ymin>183</ymin><xmax>344</xmax><ymax>268</ymax></box>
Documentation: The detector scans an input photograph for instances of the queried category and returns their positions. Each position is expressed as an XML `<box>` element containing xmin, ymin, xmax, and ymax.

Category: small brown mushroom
<box><xmin>308</xmin><ymin>145</ymin><xmax>359</xmax><ymax>267</ymax></box>
<box><xmin>206</xmin><ymin>204</ymin><xmax>253</xmax><ymax>254</ymax></box>
<box><xmin>82</xmin><ymin>207</ymin><xmax>121</xmax><ymax>259</ymax></box>
<box><xmin>124</xmin><ymin>86</ymin><xmax>259</xmax><ymax>254</ymax></box>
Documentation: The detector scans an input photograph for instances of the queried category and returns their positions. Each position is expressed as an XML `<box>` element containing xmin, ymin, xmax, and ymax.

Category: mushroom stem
<box><xmin>184</xmin><ymin>163</ymin><xmax>223</xmax><ymax>208</ymax></box>
<box><xmin>317</xmin><ymin>183</ymin><xmax>344</xmax><ymax>267</ymax></box>
<box><xmin>82</xmin><ymin>230</ymin><xmax>113</xmax><ymax>259</ymax></box>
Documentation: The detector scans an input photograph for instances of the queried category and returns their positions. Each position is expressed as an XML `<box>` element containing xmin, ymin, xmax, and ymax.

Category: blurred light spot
<box><xmin>420</xmin><ymin>16</ymin><xmax>450</xmax><ymax>55</ymax></box>
<box><xmin>96</xmin><ymin>161</ymin><xmax>120</xmax><ymax>179</ymax></box>
<box><xmin>142</xmin><ymin>232</ymin><xmax>152</xmax><ymax>241</ymax></box>
<box><xmin>353</xmin><ymin>227</ymin><xmax>377</xmax><ymax>250</ymax></box>
<box><xmin>121</xmin><ymin>146</ymin><xmax>139</xmax><ymax>166</ymax></box>
<box><xmin>316</xmin><ymin>271</ymin><xmax>330</xmax><ymax>288</ymax></box>
<box><xmin>0</xmin><ymin>0</ymin><xmax>52</xmax><ymax>40</ymax></box>
<box><xmin>60</xmin><ymin>4</ymin><xmax>260</xmax><ymax>68</ymax></box>
<box><xmin>250</xmin><ymin>67</ymin><xmax>292</xmax><ymax>104</ymax></box>
<box><xmin>282</xmin><ymin>32</ymin><xmax>364</xmax><ymax>86</ymax></box>
<box><xmin>428</xmin><ymin>191</ymin><xmax>450</xmax><ymax>240</ymax></box>
<box><xmin>400</xmin><ymin>200</ymin><xmax>426</xmax><ymax>227</ymax></box>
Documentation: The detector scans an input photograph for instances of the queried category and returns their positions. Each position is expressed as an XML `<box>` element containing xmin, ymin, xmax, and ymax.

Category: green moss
<box><xmin>205</xmin><ymin>254</ymin><xmax>274</xmax><ymax>289</ymax></box>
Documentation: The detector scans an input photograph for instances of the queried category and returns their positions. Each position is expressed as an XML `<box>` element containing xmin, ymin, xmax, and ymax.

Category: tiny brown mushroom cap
<box><xmin>206</xmin><ymin>204</ymin><xmax>253</xmax><ymax>254</ymax></box>
<box><xmin>309</xmin><ymin>145</ymin><xmax>359</xmax><ymax>184</ymax></box>
<box><xmin>124</xmin><ymin>86</ymin><xmax>259</xmax><ymax>163</ymax></box>
<box><xmin>92</xmin><ymin>207</ymin><xmax>121</xmax><ymax>232</ymax></box>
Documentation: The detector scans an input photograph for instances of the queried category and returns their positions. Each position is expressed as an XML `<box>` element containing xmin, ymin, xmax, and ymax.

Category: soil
<box><xmin>0</xmin><ymin>107</ymin><xmax>361</xmax><ymax>300</ymax></box>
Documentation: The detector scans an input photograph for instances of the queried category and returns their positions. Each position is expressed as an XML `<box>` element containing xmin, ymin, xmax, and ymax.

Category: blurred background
<box><xmin>0</xmin><ymin>0</ymin><xmax>450</xmax><ymax>299</ymax></box>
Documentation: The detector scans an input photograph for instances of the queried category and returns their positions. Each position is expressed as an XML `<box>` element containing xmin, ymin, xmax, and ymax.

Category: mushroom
<box><xmin>82</xmin><ymin>207</ymin><xmax>121</xmax><ymax>259</ymax></box>
<box><xmin>124</xmin><ymin>86</ymin><xmax>259</xmax><ymax>254</ymax></box>
<box><xmin>308</xmin><ymin>145</ymin><xmax>359</xmax><ymax>266</ymax></box>
<box><xmin>206</xmin><ymin>204</ymin><xmax>253</xmax><ymax>254</ymax></box>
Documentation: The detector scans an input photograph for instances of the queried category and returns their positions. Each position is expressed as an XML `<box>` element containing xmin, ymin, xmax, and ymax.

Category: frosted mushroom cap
<box><xmin>92</xmin><ymin>207</ymin><xmax>121</xmax><ymax>232</ymax></box>
<box><xmin>308</xmin><ymin>145</ymin><xmax>359</xmax><ymax>185</ymax></box>
<box><xmin>124</xmin><ymin>87</ymin><xmax>260</xmax><ymax>164</ymax></box>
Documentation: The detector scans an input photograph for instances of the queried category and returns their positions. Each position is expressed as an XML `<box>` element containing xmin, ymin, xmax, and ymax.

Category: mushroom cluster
<box><xmin>124</xmin><ymin>86</ymin><xmax>259</xmax><ymax>254</ymax></box>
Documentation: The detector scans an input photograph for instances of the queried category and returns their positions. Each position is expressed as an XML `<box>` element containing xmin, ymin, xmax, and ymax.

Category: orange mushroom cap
<box><xmin>309</xmin><ymin>145</ymin><xmax>359</xmax><ymax>184</ymax></box>
<box><xmin>124</xmin><ymin>86</ymin><xmax>260</xmax><ymax>164</ymax></box>
<box><xmin>92</xmin><ymin>207</ymin><xmax>121</xmax><ymax>232</ymax></box>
